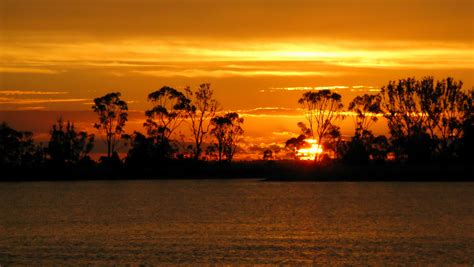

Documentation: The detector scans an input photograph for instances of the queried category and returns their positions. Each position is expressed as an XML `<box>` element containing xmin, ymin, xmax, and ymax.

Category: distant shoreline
<box><xmin>2</xmin><ymin>161</ymin><xmax>473</xmax><ymax>182</ymax></box>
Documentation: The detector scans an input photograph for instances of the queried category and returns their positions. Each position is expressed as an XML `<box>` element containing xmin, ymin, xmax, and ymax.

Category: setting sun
<box><xmin>296</xmin><ymin>139</ymin><xmax>323</xmax><ymax>160</ymax></box>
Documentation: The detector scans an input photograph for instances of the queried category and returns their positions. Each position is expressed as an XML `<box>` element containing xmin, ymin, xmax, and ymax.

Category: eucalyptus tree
<box><xmin>210</xmin><ymin>112</ymin><xmax>244</xmax><ymax>162</ymax></box>
<box><xmin>92</xmin><ymin>92</ymin><xmax>128</xmax><ymax>158</ymax></box>
<box><xmin>298</xmin><ymin>90</ymin><xmax>344</xmax><ymax>159</ymax></box>
<box><xmin>144</xmin><ymin>86</ymin><xmax>190</xmax><ymax>158</ymax></box>
<box><xmin>185</xmin><ymin>83</ymin><xmax>218</xmax><ymax>160</ymax></box>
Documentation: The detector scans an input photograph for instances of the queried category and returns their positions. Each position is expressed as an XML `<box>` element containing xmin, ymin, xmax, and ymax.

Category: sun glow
<box><xmin>296</xmin><ymin>139</ymin><xmax>323</xmax><ymax>160</ymax></box>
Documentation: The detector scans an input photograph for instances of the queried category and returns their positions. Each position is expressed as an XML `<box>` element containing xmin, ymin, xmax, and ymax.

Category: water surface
<box><xmin>1</xmin><ymin>180</ymin><xmax>473</xmax><ymax>265</ymax></box>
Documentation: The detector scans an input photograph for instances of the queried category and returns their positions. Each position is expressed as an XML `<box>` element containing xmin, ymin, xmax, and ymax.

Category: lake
<box><xmin>0</xmin><ymin>180</ymin><xmax>473</xmax><ymax>265</ymax></box>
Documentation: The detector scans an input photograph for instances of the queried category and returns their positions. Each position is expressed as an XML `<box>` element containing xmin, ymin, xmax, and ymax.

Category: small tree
<box><xmin>92</xmin><ymin>92</ymin><xmax>128</xmax><ymax>158</ymax></box>
<box><xmin>185</xmin><ymin>83</ymin><xmax>218</xmax><ymax>160</ymax></box>
<box><xmin>0</xmin><ymin>122</ymin><xmax>37</xmax><ymax>168</ymax></box>
<box><xmin>210</xmin><ymin>112</ymin><xmax>244</xmax><ymax>163</ymax></box>
<box><xmin>298</xmin><ymin>90</ymin><xmax>344</xmax><ymax>159</ymax></box>
<box><xmin>47</xmin><ymin>118</ymin><xmax>94</xmax><ymax>164</ymax></box>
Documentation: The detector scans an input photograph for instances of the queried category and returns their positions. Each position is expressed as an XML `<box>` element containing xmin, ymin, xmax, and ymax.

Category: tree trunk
<box><xmin>107</xmin><ymin>140</ymin><xmax>111</xmax><ymax>158</ymax></box>
<box><xmin>194</xmin><ymin>143</ymin><xmax>201</xmax><ymax>161</ymax></box>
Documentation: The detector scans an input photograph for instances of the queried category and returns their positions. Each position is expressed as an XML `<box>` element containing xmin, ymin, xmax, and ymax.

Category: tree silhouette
<box><xmin>427</xmin><ymin>78</ymin><xmax>470</xmax><ymax>157</ymax></box>
<box><xmin>144</xmin><ymin>86</ymin><xmax>190</xmax><ymax>159</ymax></box>
<box><xmin>185</xmin><ymin>83</ymin><xmax>218</xmax><ymax>160</ymax></box>
<box><xmin>340</xmin><ymin>130</ymin><xmax>389</xmax><ymax>164</ymax></box>
<box><xmin>125</xmin><ymin>131</ymin><xmax>156</xmax><ymax>168</ymax></box>
<box><xmin>460</xmin><ymin>88</ymin><xmax>474</xmax><ymax>162</ymax></box>
<box><xmin>341</xmin><ymin>94</ymin><xmax>383</xmax><ymax>163</ymax></box>
<box><xmin>348</xmin><ymin>94</ymin><xmax>381</xmax><ymax>137</ymax></box>
<box><xmin>297</xmin><ymin>121</ymin><xmax>312</xmax><ymax>137</ymax></box>
<box><xmin>92</xmin><ymin>92</ymin><xmax>128</xmax><ymax>158</ymax></box>
<box><xmin>210</xmin><ymin>112</ymin><xmax>244</xmax><ymax>163</ymax></box>
<box><xmin>298</xmin><ymin>90</ymin><xmax>344</xmax><ymax>160</ymax></box>
<box><xmin>47</xmin><ymin>118</ymin><xmax>94</xmax><ymax>164</ymax></box>
<box><xmin>381</xmin><ymin>78</ymin><xmax>423</xmax><ymax>140</ymax></box>
<box><xmin>0</xmin><ymin>122</ymin><xmax>37</xmax><ymax>168</ymax></box>
<box><xmin>381</xmin><ymin>77</ymin><xmax>470</xmax><ymax>161</ymax></box>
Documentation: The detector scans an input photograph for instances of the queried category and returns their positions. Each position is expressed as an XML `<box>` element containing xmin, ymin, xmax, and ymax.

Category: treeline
<box><xmin>0</xmin><ymin>84</ymin><xmax>245</xmax><ymax>173</ymax></box>
<box><xmin>0</xmin><ymin>77</ymin><xmax>473</xmax><ymax>179</ymax></box>
<box><xmin>285</xmin><ymin>77</ymin><xmax>473</xmax><ymax>164</ymax></box>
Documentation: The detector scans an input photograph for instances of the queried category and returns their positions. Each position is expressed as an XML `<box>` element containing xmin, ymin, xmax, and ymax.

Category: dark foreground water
<box><xmin>0</xmin><ymin>180</ymin><xmax>473</xmax><ymax>265</ymax></box>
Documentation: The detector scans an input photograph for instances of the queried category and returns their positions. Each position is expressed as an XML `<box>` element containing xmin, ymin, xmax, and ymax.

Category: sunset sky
<box><xmin>1</xmin><ymin>0</ymin><xmax>473</xmax><ymax>158</ymax></box>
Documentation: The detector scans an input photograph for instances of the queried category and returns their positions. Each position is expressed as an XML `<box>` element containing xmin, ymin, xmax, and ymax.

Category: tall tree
<box><xmin>298</xmin><ymin>90</ymin><xmax>344</xmax><ymax>159</ymax></box>
<box><xmin>210</xmin><ymin>112</ymin><xmax>244</xmax><ymax>162</ymax></box>
<box><xmin>185</xmin><ymin>83</ymin><xmax>218</xmax><ymax>160</ymax></box>
<box><xmin>92</xmin><ymin>92</ymin><xmax>128</xmax><ymax>158</ymax></box>
<box><xmin>348</xmin><ymin>94</ymin><xmax>382</xmax><ymax>137</ymax></box>
<box><xmin>144</xmin><ymin>86</ymin><xmax>190</xmax><ymax>158</ymax></box>
<box><xmin>47</xmin><ymin>118</ymin><xmax>94</xmax><ymax>164</ymax></box>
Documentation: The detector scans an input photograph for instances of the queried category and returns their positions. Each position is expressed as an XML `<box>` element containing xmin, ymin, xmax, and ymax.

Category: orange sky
<box><xmin>1</xmin><ymin>0</ymin><xmax>473</xmax><ymax>158</ymax></box>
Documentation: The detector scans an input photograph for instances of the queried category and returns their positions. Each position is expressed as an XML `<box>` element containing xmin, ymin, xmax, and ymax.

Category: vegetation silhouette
<box><xmin>47</xmin><ymin>118</ymin><xmax>94</xmax><ymax>165</ymax></box>
<box><xmin>185</xmin><ymin>83</ymin><xmax>219</xmax><ymax>160</ymax></box>
<box><xmin>0</xmin><ymin>122</ymin><xmax>39</xmax><ymax>169</ymax></box>
<box><xmin>338</xmin><ymin>94</ymin><xmax>385</xmax><ymax>164</ymax></box>
<box><xmin>92</xmin><ymin>92</ymin><xmax>128</xmax><ymax>159</ymax></box>
<box><xmin>380</xmin><ymin>77</ymin><xmax>470</xmax><ymax>162</ymax></box>
<box><xmin>210</xmin><ymin>112</ymin><xmax>244</xmax><ymax>163</ymax></box>
<box><xmin>0</xmin><ymin>77</ymin><xmax>472</xmax><ymax>181</ymax></box>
